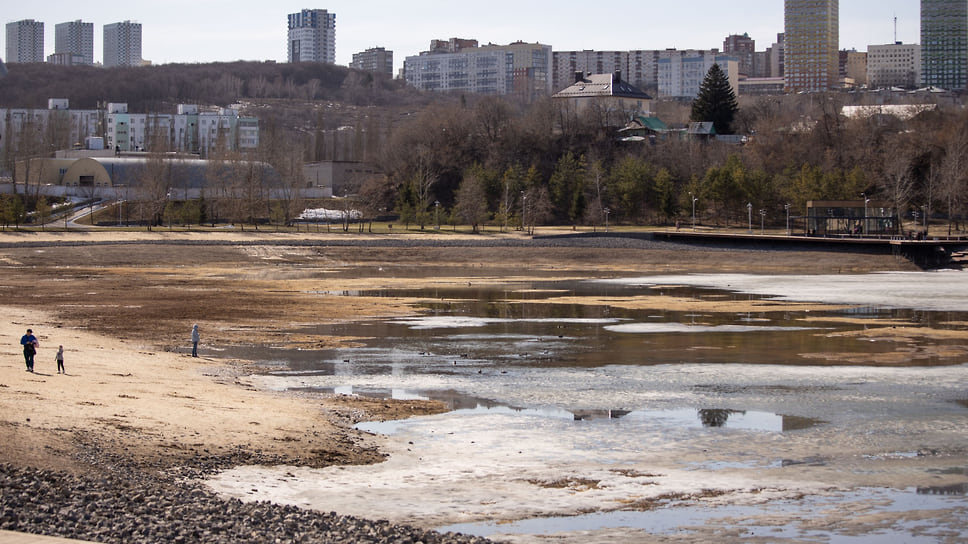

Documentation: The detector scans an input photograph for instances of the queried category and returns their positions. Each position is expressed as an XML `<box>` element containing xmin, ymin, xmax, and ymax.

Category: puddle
<box><xmin>438</xmin><ymin>487</ymin><xmax>968</xmax><ymax>541</ymax></box>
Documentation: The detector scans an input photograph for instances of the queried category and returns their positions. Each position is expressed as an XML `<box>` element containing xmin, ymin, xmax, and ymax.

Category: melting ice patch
<box><xmin>606</xmin><ymin>322</ymin><xmax>813</xmax><ymax>334</ymax></box>
<box><xmin>391</xmin><ymin>316</ymin><xmax>619</xmax><ymax>329</ymax></box>
<box><xmin>598</xmin><ymin>270</ymin><xmax>968</xmax><ymax>312</ymax></box>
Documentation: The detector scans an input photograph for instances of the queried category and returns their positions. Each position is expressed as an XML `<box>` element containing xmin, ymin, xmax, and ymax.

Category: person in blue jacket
<box><xmin>20</xmin><ymin>328</ymin><xmax>38</xmax><ymax>372</ymax></box>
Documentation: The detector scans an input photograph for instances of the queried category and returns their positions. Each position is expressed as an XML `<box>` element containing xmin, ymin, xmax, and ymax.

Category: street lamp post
<box><xmin>521</xmin><ymin>192</ymin><xmax>527</xmax><ymax>234</ymax></box>
<box><xmin>603</xmin><ymin>207</ymin><xmax>610</xmax><ymax>232</ymax></box>
<box><xmin>784</xmin><ymin>203</ymin><xmax>791</xmax><ymax>236</ymax></box>
<box><xmin>689</xmin><ymin>191</ymin><xmax>697</xmax><ymax>230</ymax></box>
<box><xmin>747</xmin><ymin>203</ymin><xmax>752</xmax><ymax>234</ymax></box>
<box><xmin>434</xmin><ymin>200</ymin><xmax>440</xmax><ymax>230</ymax></box>
<box><xmin>862</xmin><ymin>193</ymin><xmax>870</xmax><ymax>237</ymax></box>
<box><xmin>760</xmin><ymin>209</ymin><xmax>766</xmax><ymax>235</ymax></box>
<box><xmin>116</xmin><ymin>184</ymin><xmax>125</xmax><ymax>227</ymax></box>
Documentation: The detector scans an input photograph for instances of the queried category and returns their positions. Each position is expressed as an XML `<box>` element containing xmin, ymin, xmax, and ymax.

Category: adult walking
<box><xmin>191</xmin><ymin>324</ymin><xmax>200</xmax><ymax>358</ymax></box>
<box><xmin>20</xmin><ymin>328</ymin><xmax>38</xmax><ymax>372</ymax></box>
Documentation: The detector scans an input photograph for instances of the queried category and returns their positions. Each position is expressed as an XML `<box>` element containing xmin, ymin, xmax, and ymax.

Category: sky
<box><xmin>3</xmin><ymin>1</ymin><xmax>921</xmax><ymax>74</ymax></box>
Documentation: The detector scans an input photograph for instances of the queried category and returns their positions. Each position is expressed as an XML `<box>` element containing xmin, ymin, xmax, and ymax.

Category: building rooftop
<box><xmin>553</xmin><ymin>71</ymin><xmax>652</xmax><ymax>100</ymax></box>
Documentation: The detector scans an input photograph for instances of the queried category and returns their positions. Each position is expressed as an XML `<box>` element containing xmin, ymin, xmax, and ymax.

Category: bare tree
<box><xmin>940</xmin><ymin>132</ymin><xmax>968</xmax><ymax>235</ymax></box>
<box><xmin>877</xmin><ymin>140</ymin><xmax>916</xmax><ymax>236</ymax></box>
<box><xmin>455</xmin><ymin>171</ymin><xmax>489</xmax><ymax>233</ymax></box>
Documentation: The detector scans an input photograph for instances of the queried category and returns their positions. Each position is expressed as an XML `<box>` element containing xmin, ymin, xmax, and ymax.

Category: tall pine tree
<box><xmin>690</xmin><ymin>63</ymin><xmax>739</xmax><ymax>135</ymax></box>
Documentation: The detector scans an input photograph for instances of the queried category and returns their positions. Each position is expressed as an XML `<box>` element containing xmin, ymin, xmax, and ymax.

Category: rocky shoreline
<box><xmin>0</xmin><ymin>462</ymin><xmax>493</xmax><ymax>544</ymax></box>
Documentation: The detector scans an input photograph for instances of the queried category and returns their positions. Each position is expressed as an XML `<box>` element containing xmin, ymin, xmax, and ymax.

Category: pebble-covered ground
<box><xmin>0</xmin><ymin>462</ymin><xmax>493</xmax><ymax>544</ymax></box>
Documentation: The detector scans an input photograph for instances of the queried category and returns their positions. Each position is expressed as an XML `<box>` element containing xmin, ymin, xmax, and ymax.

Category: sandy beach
<box><xmin>5</xmin><ymin>229</ymin><xmax>965</xmax><ymax>543</ymax></box>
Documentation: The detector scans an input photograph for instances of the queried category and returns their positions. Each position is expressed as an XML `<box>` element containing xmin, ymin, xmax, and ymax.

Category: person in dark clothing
<box><xmin>20</xmin><ymin>329</ymin><xmax>38</xmax><ymax>372</ymax></box>
<box><xmin>55</xmin><ymin>345</ymin><xmax>65</xmax><ymax>374</ymax></box>
<box><xmin>191</xmin><ymin>324</ymin><xmax>200</xmax><ymax>358</ymax></box>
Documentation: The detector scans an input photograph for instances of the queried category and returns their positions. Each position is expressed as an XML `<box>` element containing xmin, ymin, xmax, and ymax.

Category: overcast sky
<box><xmin>3</xmin><ymin>1</ymin><xmax>921</xmax><ymax>73</ymax></box>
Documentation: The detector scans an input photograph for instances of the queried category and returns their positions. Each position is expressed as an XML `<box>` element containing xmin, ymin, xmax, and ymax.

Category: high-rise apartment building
<box><xmin>55</xmin><ymin>20</ymin><xmax>94</xmax><ymax>65</ymax></box>
<box><xmin>784</xmin><ymin>0</ymin><xmax>839</xmax><ymax>92</ymax></box>
<box><xmin>868</xmin><ymin>43</ymin><xmax>921</xmax><ymax>89</ymax></box>
<box><xmin>657</xmin><ymin>50</ymin><xmax>739</xmax><ymax>98</ymax></box>
<box><xmin>5</xmin><ymin>19</ymin><xmax>45</xmax><ymax>64</ymax></box>
<box><xmin>404</xmin><ymin>40</ymin><xmax>552</xmax><ymax>100</ymax></box>
<box><xmin>288</xmin><ymin>9</ymin><xmax>336</xmax><ymax>63</ymax></box>
<box><xmin>921</xmin><ymin>0</ymin><xmax>968</xmax><ymax>90</ymax></box>
<box><xmin>103</xmin><ymin>21</ymin><xmax>143</xmax><ymax>67</ymax></box>
<box><xmin>350</xmin><ymin>47</ymin><xmax>393</xmax><ymax>76</ymax></box>
<box><xmin>553</xmin><ymin>50</ymin><xmax>629</xmax><ymax>91</ymax></box>
<box><xmin>723</xmin><ymin>34</ymin><xmax>756</xmax><ymax>76</ymax></box>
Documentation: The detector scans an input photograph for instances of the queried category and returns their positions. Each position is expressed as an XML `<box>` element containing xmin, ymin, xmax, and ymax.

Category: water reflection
<box><xmin>917</xmin><ymin>483</ymin><xmax>968</xmax><ymax>495</ymax></box>
<box><xmin>326</xmin><ymin>385</ymin><xmax>825</xmax><ymax>434</ymax></box>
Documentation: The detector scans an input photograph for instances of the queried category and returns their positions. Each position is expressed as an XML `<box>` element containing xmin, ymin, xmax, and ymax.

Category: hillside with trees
<box><xmin>1</xmin><ymin>62</ymin><xmax>966</xmax><ymax>235</ymax></box>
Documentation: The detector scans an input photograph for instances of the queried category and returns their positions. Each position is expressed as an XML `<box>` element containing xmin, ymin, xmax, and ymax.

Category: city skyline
<box><xmin>2</xmin><ymin>1</ymin><xmax>920</xmax><ymax>74</ymax></box>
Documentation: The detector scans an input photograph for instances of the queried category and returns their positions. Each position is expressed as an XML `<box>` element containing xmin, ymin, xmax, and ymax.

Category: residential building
<box><xmin>867</xmin><ymin>43</ymin><xmax>921</xmax><ymax>89</ymax></box>
<box><xmin>628</xmin><ymin>50</ymin><xmax>663</xmax><ymax>94</ymax></box>
<box><xmin>104</xmin><ymin>103</ymin><xmax>259</xmax><ymax>156</ymax></box>
<box><xmin>768</xmin><ymin>33</ymin><xmax>786</xmax><ymax>78</ymax></box>
<box><xmin>738</xmin><ymin>76</ymin><xmax>786</xmax><ymax>95</ymax></box>
<box><xmin>0</xmin><ymin>99</ymin><xmax>100</xmax><ymax>158</ymax></box>
<box><xmin>429</xmin><ymin>38</ymin><xmax>478</xmax><ymax>54</ymax></box>
<box><xmin>723</xmin><ymin>34</ymin><xmax>756</xmax><ymax>76</ymax></box>
<box><xmin>287</xmin><ymin>9</ymin><xmax>336</xmax><ymax>63</ymax></box>
<box><xmin>47</xmin><ymin>53</ymin><xmax>86</xmax><ymax>66</ymax></box>
<box><xmin>658</xmin><ymin>50</ymin><xmax>739</xmax><ymax>98</ymax></box>
<box><xmin>921</xmin><ymin>0</ymin><xmax>968</xmax><ymax>90</ymax></box>
<box><xmin>553</xmin><ymin>50</ymin><xmax>629</xmax><ymax>91</ymax></box>
<box><xmin>103</xmin><ymin>21</ymin><xmax>142</xmax><ymax>68</ymax></box>
<box><xmin>55</xmin><ymin>20</ymin><xmax>94</xmax><ymax>65</ymax></box>
<box><xmin>480</xmin><ymin>41</ymin><xmax>553</xmax><ymax>100</ymax></box>
<box><xmin>784</xmin><ymin>0</ymin><xmax>839</xmax><ymax>92</ymax></box>
<box><xmin>752</xmin><ymin>50</ymin><xmax>772</xmax><ymax>77</ymax></box>
<box><xmin>350</xmin><ymin>47</ymin><xmax>393</xmax><ymax>76</ymax></box>
<box><xmin>0</xmin><ymin>99</ymin><xmax>258</xmax><ymax>159</ymax></box>
<box><xmin>843</xmin><ymin>49</ymin><xmax>868</xmax><ymax>87</ymax></box>
<box><xmin>5</xmin><ymin>19</ymin><xmax>44</xmax><ymax>64</ymax></box>
<box><xmin>553</xmin><ymin>71</ymin><xmax>652</xmax><ymax>126</ymax></box>
<box><xmin>404</xmin><ymin>39</ymin><xmax>552</xmax><ymax>99</ymax></box>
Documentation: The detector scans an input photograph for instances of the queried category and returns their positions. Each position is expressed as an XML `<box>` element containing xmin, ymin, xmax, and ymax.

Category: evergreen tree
<box><xmin>690</xmin><ymin>64</ymin><xmax>739</xmax><ymax>135</ymax></box>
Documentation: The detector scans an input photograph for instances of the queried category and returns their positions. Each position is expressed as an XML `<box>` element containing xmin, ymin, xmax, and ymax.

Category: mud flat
<box><xmin>3</xmin><ymin>230</ymin><xmax>964</xmax><ymax>543</ymax></box>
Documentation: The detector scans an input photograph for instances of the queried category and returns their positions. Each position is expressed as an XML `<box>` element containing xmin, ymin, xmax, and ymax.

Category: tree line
<box><xmin>361</xmin><ymin>91</ymin><xmax>967</xmax><ymax>235</ymax></box>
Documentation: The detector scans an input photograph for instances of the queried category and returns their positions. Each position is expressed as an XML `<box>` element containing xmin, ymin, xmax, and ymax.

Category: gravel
<box><xmin>0</xmin><ymin>462</ymin><xmax>493</xmax><ymax>544</ymax></box>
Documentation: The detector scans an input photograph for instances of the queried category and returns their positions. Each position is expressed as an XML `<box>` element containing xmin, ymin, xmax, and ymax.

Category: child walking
<box><xmin>55</xmin><ymin>345</ymin><xmax>65</xmax><ymax>374</ymax></box>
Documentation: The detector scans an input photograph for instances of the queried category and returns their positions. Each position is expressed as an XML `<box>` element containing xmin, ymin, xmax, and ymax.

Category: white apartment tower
<box><xmin>867</xmin><ymin>43</ymin><xmax>921</xmax><ymax>89</ymax></box>
<box><xmin>55</xmin><ymin>20</ymin><xmax>95</xmax><ymax>65</ymax></box>
<box><xmin>5</xmin><ymin>19</ymin><xmax>45</xmax><ymax>64</ymax></box>
<box><xmin>288</xmin><ymin>9</ymin><xmax>336</xmax><ymax>63</ymax></box>
<box><xmin>103</xmin><ymin>21</ymin><xmax>143</xmax><ymax>68</ymax></box>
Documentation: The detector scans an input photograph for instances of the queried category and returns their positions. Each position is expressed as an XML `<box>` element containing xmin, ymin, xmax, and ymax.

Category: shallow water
<box><xmin>209</xmin><ymin>270</ymin><xmax>968</xmax><ymax>542</ymax></box>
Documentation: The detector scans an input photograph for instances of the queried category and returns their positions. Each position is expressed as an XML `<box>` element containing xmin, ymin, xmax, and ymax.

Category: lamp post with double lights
<box><xmin>603</xmin><ymin>207</ymin><xmax>610</xmax><ymax>232</ymax></box>
<box><xmin>784</xmin><ymin>203</ymin><xmax>791</xmax><ymax>235</ymax></box>
<box><xmin>747</xmin><ymin>203</ymin><xmax>752</xmax><ymax>234</ymax></box>
<box><xmin>760</xmin><ymin>209</ymin><xmax>766</xmax><ymax>235</ymax></box>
